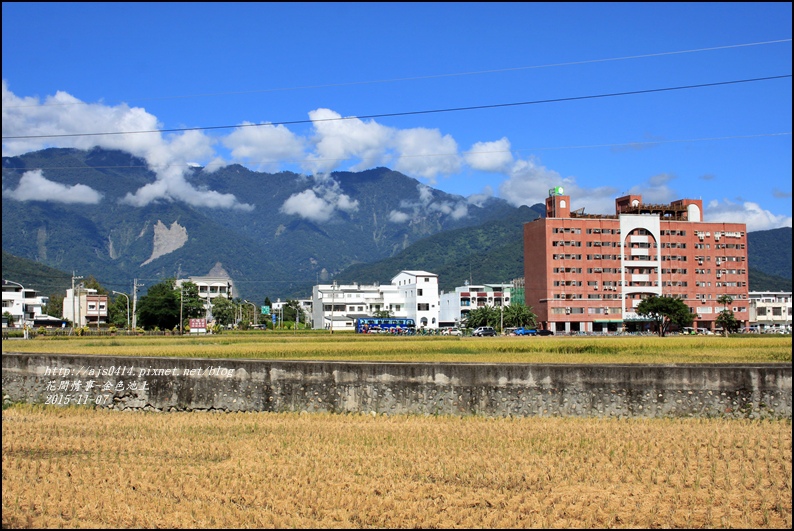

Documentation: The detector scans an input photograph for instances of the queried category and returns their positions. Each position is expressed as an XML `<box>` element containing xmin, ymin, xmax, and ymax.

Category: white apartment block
<box><xmin>439</xmin><ymin>282</ymin><xmax>514</xmax><ymax>327</ymax></box>
<box><xmin>749</xmin><ymin>291</ymin><xmax>792</xmax><ymax>331</ymax></box>
<box><xmin>311</xmin><ymin>270</ymin><xmax>440</xmax><ymax>330</ymax></box>
<box><xmin>2</xmin><ymin>279</ymin><xmax>49</xmax><ymax>327</ymax></box>
<box><xmin>176</xmin><ymin>275</ymin><xmax>234</xmax><ymax>321</ymax></box>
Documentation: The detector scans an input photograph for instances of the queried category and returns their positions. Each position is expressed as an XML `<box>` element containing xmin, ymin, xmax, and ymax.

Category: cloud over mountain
<box><xmin>2</xmin><ymin>81</ymin><xmax>790</xmax><ymax>231</ymax></box>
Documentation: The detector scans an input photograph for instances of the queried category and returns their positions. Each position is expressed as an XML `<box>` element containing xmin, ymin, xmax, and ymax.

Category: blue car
<box><xmin>513</xmin><ymin>327</ymin><xmax>538</xmax><ymax>336</ymax></box>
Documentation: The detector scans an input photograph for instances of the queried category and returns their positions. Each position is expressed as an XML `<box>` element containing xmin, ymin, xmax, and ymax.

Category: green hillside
<box><xmin>747</xmin><ymin>227</ymin><xmax>792</xmax><ymax>279</ymax></box>
<box><xmin>2</xmin><ymin>251</ymin><xmax>72</xmax><ymax>298</ymax></box>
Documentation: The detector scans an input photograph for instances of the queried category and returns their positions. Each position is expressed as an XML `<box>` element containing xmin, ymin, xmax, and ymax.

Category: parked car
<box><xmin>471</xmin><ymin>326</ymin><xmax>496</xmax><ymax>337</ymax></box>
<box><xmin>442</xmin><ymin>327</ymin><xmax>463</xmax><ymax>336</ymax></box>
<box><xmin>513</xmin><ymin>327</ymin><xmax>538</xmax><ymax>336</ymax></box>
<box><xmin>536</xmin><ymin>329</ymin><xmax>554</xmax><ymax>336</ymax></box>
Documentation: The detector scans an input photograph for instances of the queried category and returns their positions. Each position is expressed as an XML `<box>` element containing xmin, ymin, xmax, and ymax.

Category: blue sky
<box><xmin>2</xmin><ymin>2</ymin><xmax>791</xmax><ymax>231</ymax></box>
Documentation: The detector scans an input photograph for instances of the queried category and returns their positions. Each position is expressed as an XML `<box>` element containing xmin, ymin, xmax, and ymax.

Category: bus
<box><xmin>355</xmin><ymin>317</ymin><xmax>416</xmax><ymax>334</ymax></box>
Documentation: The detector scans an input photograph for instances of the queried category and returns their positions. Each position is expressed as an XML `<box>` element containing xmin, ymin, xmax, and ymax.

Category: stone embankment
<box><xmin>2</xmin><ymin>353</ymin><xmax>791</xmax><ymax>419</ymax></box>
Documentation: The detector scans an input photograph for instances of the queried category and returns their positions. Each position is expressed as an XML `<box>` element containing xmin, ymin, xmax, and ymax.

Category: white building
<box><xmin>392</xmin><ymin>271</ymin><xmax>440</xmax><ymax>328</ymax></box>
<box><xmin>175</xmin><ymin>275</ymin><xmax>234</xmax><ymax>321</ymax></box>
<box><xmin>439</xmin><ymin>282</ymin><xmax>514</xmax><ymax>327</ymax></box>
<box><xmin>749</xmin><ymin>291</ymin><xmax>792</xmax><ymax>332</ymax></box>
<box><xmin>311</xmin><ymin>270</ymin><xmax>440</xmax><ymax>330</ymax></box>
<box><xmin>2</xmin><ymin>279</ymin><xmax>51</xmax><ymax>328</ymax></box>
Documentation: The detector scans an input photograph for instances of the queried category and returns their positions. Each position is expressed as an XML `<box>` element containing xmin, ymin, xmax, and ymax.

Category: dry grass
<box><xmin>2</xmin><ymin>404</ymin><xmax>791</xmax><ymax>528</ymax></box>
<box><xmin>3</xmin><ymin>333</ymin><xmax>791</xmax><ymax>364</ymax></box>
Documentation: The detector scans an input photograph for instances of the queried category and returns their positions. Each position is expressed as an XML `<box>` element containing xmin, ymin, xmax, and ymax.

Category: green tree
<box><xmin>179</xmin><ymin>282</ymin><xmax>205</xmax><ymax>323</ymax></box>
<box><xmin>636</xmin><ymin>295</ymin><xmax>694</xmax><ymax>337</ymax></box>
<box><xmin>43</xmin><ymin>293</ymin><xmax>64</xmax><ymax>319</ymax></box>
<box><xmin>464</xmin><ymin>306</ymin><xmax>501</xmax><ymax>329</ymax></box>
<box><xmin>716</xmin><ymin>310</ymin><xmax>740</xmax><ymax>337</ymax></box>
<box><xmin>136</xmin><ymin>278</ymin><xmax>180</xmax><ymax>330</ymax></box>
<box><xmin>210</xmin><ymin>296</ymin><xmax>236</xmax><ymax>327</ymax></box>
<box><xmin>108</xmin><ymin>294</ymin><xmax>130</xmax><ymax>328</ymax></box>
<box><xmin>373</xmin><ymin>309</ymin><xmax>392</xmax><ymax>318</ymax></box>
<box><xmin>716</xmin><ymin>295</ymin><xmax>739</xmax><ymax>337</ymax></box>
<box><xmin>281</xmin><ymin>299</ymin><xmax>305</xmax><ymax>328</ymax></box>
<box><xmin>502</xmin><ymin>302</ymin><xmax>538</xmax><ymax>329</ymax></box>
<box><xmin>3</xmin><ymin>311</ymin><xmax>15</xmax><ymax>328</ymax></box>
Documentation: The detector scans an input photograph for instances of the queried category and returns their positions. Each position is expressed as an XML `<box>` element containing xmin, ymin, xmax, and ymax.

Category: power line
<box><xmin>3</xmin><ymin>38</ymin><xmax>790</xmax><ymax>109</ymax></box>
<box><xmin>3</xmin><ymin>74</ymin><xmax>790</xmax><ymax>141</ymax></box>
<box><xmin>8</xmin><ymin>132</ymin><xmax>791</xmax><ymax>173</ymax></box>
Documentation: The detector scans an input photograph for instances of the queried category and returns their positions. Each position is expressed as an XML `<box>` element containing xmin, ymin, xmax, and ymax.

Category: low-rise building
<box><xmin>749</xmin><ymin>291</ymin><xmax>792</xmax><ymax>332</ymax></box>
<box><xmin>439</xmin><ymin>281</ymin><xmax>515</xmax><ymax>327</ymax></box>
<box><xmin>63</xmin><ymin>287</ymin><xmax>108</xmax><ymax>327</ymax></box>
<box><xmin>311</xmin><ymin>270</ymin><xmax>440</xmax><ymax>330</ymax></box>
<box><xmin>176</xmin><ymin>275</ymin><xmax>234</xmax><ymax>321</ymax></box>
<box><xmin>2</xmin><ymin>279</ymin><xmax>53</xmax><ymax>328</ymax></box>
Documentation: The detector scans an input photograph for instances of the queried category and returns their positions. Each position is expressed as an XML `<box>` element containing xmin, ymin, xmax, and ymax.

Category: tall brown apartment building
<box><xmin>524</xmin><ymin>190</ymin><xmax>749</xmax><ymax>334</ymax></box>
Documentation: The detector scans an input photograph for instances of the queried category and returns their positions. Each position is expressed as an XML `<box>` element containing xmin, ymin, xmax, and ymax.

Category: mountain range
<box><xmin>2</xmin><ymin>147</ymin><xmax>791</xmax><ymax>301</ymax></box>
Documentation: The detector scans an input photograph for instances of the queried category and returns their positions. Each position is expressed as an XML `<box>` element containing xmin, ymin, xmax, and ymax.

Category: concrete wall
<box><xmin>2</xmin><ymin>353</ymin><xmax>791</xmax><ymax>419</ymax></box>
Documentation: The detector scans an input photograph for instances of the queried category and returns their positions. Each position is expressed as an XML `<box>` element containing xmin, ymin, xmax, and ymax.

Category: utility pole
<box><xmin>70</xmin><ymin>272</ymin><xmax>83</xmax><ymax>335</ymax></box>
<box><xmin>132</xmin><ymin>279</ymin><xmax>143</xmax><ymax>331</ymax></box>
<box><xmin>330</xmin><ymin>282</ymin><xmax>336</xmax><ymax>334</ymax></box>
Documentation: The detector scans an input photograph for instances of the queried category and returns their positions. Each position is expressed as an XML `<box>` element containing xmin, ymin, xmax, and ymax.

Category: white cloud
<box><xmin>464</xmin><ymin>138</ymin><xmax>513</xmax><ymax>172</ymax></box>
<box><xmin>388</xmin><ymin>210</ymin><xmax>411</xmax><ymax>223</ymax></box>
<box><xmin>498</xmin><ymin>156</ymin><xmax>568</xmax><ymax>208</ymax></box>
<box><xmin>392</xmin><ymin>128</ymin><xmax>460</xmax><ymax>184</ymax></box>
<box><xmin>626</xmin><ymin>173</ymin><xmax>678</xmax><ymax>204</ymax></box>
<box><xmin>705</xmin><ymin>199</ymin><xmax>792</xmax><ymax>232</ymax></box>
<box><xmin>2</xmin><ymin>81</ymin><xmax>251</xmax><ymax>210</ymax></box>
<box><xmin>2</xmin><ymin>169</ymin><xmax>102</xmax><ymax>204</ymax></box>
<box><xmin>6</xmin><ymin>82</ymin><xmax>789</xmax><ymax>231</ymax></box>
<box><xmin>388</xmin><ymin>183</ymin><xmax>468</xmax><ymax>223</ymax></box>
<box><xmin>279</xmin><ymin>173</ymin><xmax>359</xmax><ymax>223</ymax></box>
<box><xmin>304</xmin><ymin>108</ymin><xmax>393</xmax><ymax>174</ymax></box>
<box><xmin>280</xmin><ymin>189</ymin><xmax>336</xmax><ymax>222</ymax></box>
<box><xmin>223</xmin><ymin>122</ymin><xmax>305</xmax><ymax>172</ymax></box>
<box><xmin>467</xmin><ymin>186</ymin><xmax>494</xmax><ymax>208</ymax></box>
<box><xmin>302</xmin><ymin>108</ymin><xmax>461</xmax><ymax>185</ymax></box>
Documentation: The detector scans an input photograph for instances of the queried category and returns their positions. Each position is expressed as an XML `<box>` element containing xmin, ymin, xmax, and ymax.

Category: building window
<box><xmin>418</xmin><ymin>303</ymin><xmax>430</xmax><ymax>311</ymax></box>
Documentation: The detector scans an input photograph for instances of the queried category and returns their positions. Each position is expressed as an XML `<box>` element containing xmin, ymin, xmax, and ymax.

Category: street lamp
<box><xmin>112</xmin><ymin>291</ymin><xmax>130</xmax><ymax>332</ymax></box>
<box><xmin>180</xmin><ymin>287</ymin><xmax>185</xmax><ymax>335</ymax></box>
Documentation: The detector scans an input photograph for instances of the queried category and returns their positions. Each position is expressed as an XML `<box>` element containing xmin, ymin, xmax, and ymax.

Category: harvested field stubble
<box><xmin>2</xmin><ymin>405</ymin><xmax>791</xmax><ymax>528</ymax></box>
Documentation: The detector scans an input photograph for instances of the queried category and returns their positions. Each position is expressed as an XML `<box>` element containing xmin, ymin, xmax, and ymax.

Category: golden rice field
<box><xmin>2</xmin><ymin>405</ymin><xmax>791</xmax><ymax>529</ymax></box>
<box><xmin>3</xmin><ymin>333</ymin><xmax>791</xmax><ymax>364</ymax></box>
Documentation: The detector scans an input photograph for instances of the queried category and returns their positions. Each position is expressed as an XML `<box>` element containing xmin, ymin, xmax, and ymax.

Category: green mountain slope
<box><xmin>334</xmin><ymin>205</ymin><xmax>545</xmax><ymax>292</ymax></box>
<box><xmin>747</xmin><ymin>227</ymin><xmax>792</xmax><ymax>279</ymax></box>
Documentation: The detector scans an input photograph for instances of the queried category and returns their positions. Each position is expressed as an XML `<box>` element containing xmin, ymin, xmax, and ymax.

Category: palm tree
<box><xmin>716</xmin><ymin>294</ymin><xmax>735</xmax><ymax>337</ymax></box>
